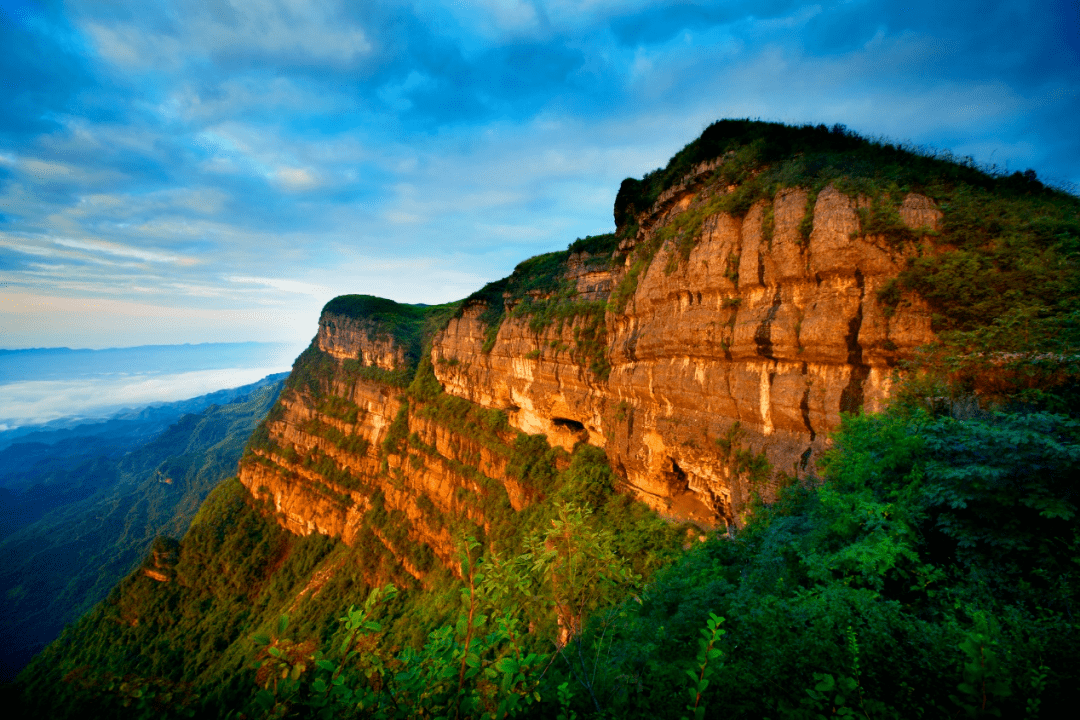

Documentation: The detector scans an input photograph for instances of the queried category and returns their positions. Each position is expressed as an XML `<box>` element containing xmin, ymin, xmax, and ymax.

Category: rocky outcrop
<box><xmin>240</xmin><ymin>175</ymin><xmax>943</xmax><ymax>569</ymax></box>
<box><xmin>318</xmin><ymin>311</ymin><xmax>408</xmax><ymax>370</ymax></box>
<box><xmin>239</xmin><ymin>307</ymin><xmax>538</xmax><ymax>583</ymax></box>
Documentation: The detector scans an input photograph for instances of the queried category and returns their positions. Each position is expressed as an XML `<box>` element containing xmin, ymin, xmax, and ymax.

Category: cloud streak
<box><xmin>0</xmin><ymin>368</ymin><xmax>289</xmax><ymax>426</ymax></box>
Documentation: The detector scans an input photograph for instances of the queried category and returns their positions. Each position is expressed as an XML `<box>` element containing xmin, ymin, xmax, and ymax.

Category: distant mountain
<box><xmin>0</xmin><ymin>376</ymin><xmax>285</xmax><ymax>682</ymax></box>
<box><xmin>0</xmin><ymin>341</ymin><xmax>301</xmax><ymax>428</ymax></box>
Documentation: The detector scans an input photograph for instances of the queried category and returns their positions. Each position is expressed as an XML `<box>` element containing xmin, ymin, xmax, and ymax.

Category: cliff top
<box><xmin>320</xmin><ymin>295</ymin><xmax>460</xmax><ymax>360</ymax></box>
<box><xmin>323</xmin><ymin>119</ymin><xmax>1079</xmax><ymax>402</ymax></box>
<box><xmin>614</xmin><ymin>119</ymin><xmax>1078</xmax><ymax>230</ymax></box>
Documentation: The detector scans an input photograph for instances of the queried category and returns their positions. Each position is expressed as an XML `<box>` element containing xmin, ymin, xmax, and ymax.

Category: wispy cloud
<box><xmin>1</xmin><ymin>0</ymin><xmax>1077</xmax><ymax>350</ymax></box>
<box><xmin>52</xmin><ymin>238</ymin><xmax>200</xmax><ymax>265</ymax></box>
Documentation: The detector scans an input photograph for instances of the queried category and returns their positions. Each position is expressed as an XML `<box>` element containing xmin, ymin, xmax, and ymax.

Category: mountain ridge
<box><xmin>12</xmin><ymin>119</ymin><xmax>1080</xmax><ymax>719</ymax></box>
<box><xmin>241</xmin><ymin>120</ymin><xmax>1080</xmax><ymax>551</ymax></box>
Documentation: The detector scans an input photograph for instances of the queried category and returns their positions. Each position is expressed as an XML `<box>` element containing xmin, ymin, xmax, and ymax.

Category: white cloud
<box><xmin>273</xmin><ymin>166</ymin><xmax>320</xmax><ymax>191</ymax></box>
<box><xmin>52</xmin><ymin>238</ymin><xmax>200</xmax><ymax>266</ymax></box>
<box><xmin>18</xmin><ymin>158</ymin><xmax>123</xmax><ymax>186</ymax></box>
<box><xmin>80</xmin><ymin>0</ymin><xmax>373</xmax><ymax>71</ymax></box>
<box><xmin>226</xmin><ymin>275</ymin><xmax>334</xmax><ymax>297</ymax></box>
<box><xmin>0</xmin><ymin>368</ymin><xmax>291</xmax><ymax>426</ymax></box>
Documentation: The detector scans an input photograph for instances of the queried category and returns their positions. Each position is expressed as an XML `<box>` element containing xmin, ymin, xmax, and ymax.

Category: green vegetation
<box><xmin>614</xmin><ymin>119</ymin><xmax>1071</xmax><ymax>231</ymax></box>
<box><xmin>0</xmin><ymin>379</ymin><xmax>284</xmax><ymax>683</ymax></box>
<box><xmin>578</xmin><ymin>404</ymin><xmax>1079</xmax><ymax>718</ymax></box>
<box><xmin>13</xmin><ymin>435</ymin><xmax>686</xmax><ymax>719</ymax></box>
<box><xmin>713</xmin><ymin>422</ymin><xmax>772</xmax><ymax>499</ymax></box>
<box><xmin>321</xmin><ymin>295</ymin><xmax>439</xmax><ymax>367</ymax></box>
<box><xmin>887</xmin><ymin>180</ymin><xmax>1080</xmax><ymax>402</ymax></box>
<box><xmin>14</xmin><ymin>333</ymin><xmax>690</xmax><ymax>718</ymax></box>
<box><xmin>19</xmin><ymin>396</ymin><xmax>1078</xmax><ymax>719</ymax></box>
<box><xmin>290</xmin><ymin>298</ymin><xmax>461</xmax><ymax>395</ymax></box>
<box><xmin>611</xmin><ymin>120</ymin><xmax>1078</xmax><ymax>400</ymax></box>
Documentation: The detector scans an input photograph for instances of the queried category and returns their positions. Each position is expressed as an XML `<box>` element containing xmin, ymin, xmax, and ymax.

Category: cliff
<box><xmin>433</xmin><ymin>183</ymin><xmax>941</xmax><ymax>526</ymax></box>
<box><xmin>239</xmin><ymin>119</ymin><xmax>1079</xmax><ymax>565</ymax></box>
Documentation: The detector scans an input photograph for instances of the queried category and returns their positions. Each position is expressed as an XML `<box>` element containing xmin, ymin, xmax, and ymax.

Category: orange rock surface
<box><xmin>239</xmin><ymin>176</ymin><xmax>941</xmax><ymax>568</ymax></box>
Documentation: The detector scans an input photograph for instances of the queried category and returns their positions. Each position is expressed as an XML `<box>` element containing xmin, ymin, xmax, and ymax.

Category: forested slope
<box><xmin>0</xmin><ymin>377</ymin><xmax>285</xmax><ymax>681</ymax></box>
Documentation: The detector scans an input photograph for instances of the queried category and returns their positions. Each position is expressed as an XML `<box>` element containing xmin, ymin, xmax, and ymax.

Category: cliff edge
<box><xmin>240</xmin><ymin>120</ymin><xmax>1079</xmax><ymax>568</ymax></box>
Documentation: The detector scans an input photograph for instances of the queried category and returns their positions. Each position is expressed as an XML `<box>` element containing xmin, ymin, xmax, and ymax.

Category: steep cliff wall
<box><xmin>432</xmin><ymin>179</ymin><xmax>940</xmax><ymax>525</ymax></box>
<box><xmin>239</xmin><ymin>299</ymin><xmax>548</xmax><ymax>584</ymax></box>
<box><xmin>241</xmin><ymin>183</ymin><xmax>943</xmax><ymax>565</ymax></box>
<box><xmin>242</xmin><ymin>119</ymin><xmax>1076</xmax><ymax>557</ymax></box>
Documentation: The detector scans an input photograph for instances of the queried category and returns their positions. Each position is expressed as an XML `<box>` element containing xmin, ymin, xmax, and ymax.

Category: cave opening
<box><xmin>552</xmin><ymin>417</ymin><xmax>586</xmax><ymax>433</ymax></box>
<box><xmin>665</xmin><ymin>458</ymin><xmax>689</xmax><ymax>493</ymax></box>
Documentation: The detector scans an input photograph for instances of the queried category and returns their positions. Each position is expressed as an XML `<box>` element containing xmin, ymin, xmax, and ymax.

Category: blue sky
<box><xmin>1</xmin><ymin>0</ymin><xmax>1077</xmax><ymax>349</ymax></box>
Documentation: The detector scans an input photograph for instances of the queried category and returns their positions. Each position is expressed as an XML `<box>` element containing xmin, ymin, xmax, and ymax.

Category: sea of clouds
<box><xmin>0</xmin><ymin>343</ymin><xmax>303</xmax><ymax>429</ymax></box>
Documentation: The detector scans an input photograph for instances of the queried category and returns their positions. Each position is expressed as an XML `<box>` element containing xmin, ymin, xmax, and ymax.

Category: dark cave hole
<box><xmin>552</xmin><ymin>417</ymin><xmax>586</xmax><ymax>433</ymax></box>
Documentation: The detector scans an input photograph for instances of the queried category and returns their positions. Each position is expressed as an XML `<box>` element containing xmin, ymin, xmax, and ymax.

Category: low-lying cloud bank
<box><xmin>0</xmin><ymin>367</ymin><xmax>289</xmax><ymax>429</ymax></box>
<box><xmin>0</xmin><ymin>342</ymin><xmax>304</xmax><ymax>428</ymax></box>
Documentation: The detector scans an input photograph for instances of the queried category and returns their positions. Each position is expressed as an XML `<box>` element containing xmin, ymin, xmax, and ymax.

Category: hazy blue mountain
<box><xmin>0</xmin><ymin>377</ymin><xmax>286</xmax><ymax>681</ymax></box>
<box><xmin>0</xmin><ymin>342</ymin><xmax>302</xmax><ymax>429</ymax></box>
<box><xmin>0</xmin><ymin>373</ymin><xmax>288</xmax><ymax>454</ymax></box>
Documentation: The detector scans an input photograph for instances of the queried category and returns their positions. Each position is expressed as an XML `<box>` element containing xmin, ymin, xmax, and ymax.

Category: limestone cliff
<box><xmin>240</xmin><ymin>299</ymin><xmax>537</xmax><ymax>582</ymax></box>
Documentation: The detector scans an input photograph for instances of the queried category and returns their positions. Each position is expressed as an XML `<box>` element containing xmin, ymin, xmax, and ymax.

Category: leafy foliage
<box><xmin>572</xmin><ymin>405</ymin><xmax>1079</xmax><ymax>719</ymax></box>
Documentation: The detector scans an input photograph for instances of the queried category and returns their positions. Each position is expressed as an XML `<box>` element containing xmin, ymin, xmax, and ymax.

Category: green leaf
<box><xmin>255</xmin><ymin>690</ymin><xmax>275</xmax><ymax>711</ymax></box>
<box><xmin>494</xmin><ymin>657</ymin><xmax>519</xmax><ymax>675</ymax></box>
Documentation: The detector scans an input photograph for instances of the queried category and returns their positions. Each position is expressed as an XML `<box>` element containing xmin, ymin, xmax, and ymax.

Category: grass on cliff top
<box><xmin>608</xmin><ymin>119</ymin><xmax>1080</xmax><ymax>404</ymax></box>
<box><xmin>455</xmin><ymin>233</ymin><xmax>618</xmax><ymax>337</ymax></box>
<box><xmin>321</xmin><ymin>295</ymin><xmax>461</xmax><ymax>364</ymax></box>
<box><xmin>614</xmin><ymin>118</ymin><xmax>1077</xmax><ymax>229</ymax></box>
<box><xmin>289</xmin><ymin>297</ymin><xmax>462</xmax><ymax>394</ymax></box>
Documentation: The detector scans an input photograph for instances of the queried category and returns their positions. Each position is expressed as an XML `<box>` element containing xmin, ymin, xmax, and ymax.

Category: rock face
<box><xmin>239</xmin><ymin>315</ymin><xmax>533</xmax><ymax>584</ymax></box>
<box><xmin>239</xmin><ymin>173</ymin><xmax>942</xmax><ymax>573</ymax></box>
<box><xmin>432</xmin><ymin>182</ymin><xmax>939</xmax><ymax>526</ymax></box>
<box><xmin>318</xmin><ymin>311</ymin><xmax>409</xmax><ymax>370</ymax></box>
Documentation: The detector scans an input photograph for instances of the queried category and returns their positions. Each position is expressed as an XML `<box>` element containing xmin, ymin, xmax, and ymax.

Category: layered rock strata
<box><xmin>433</xmin><ymin>183</ymin><xmax>939</xmax><ymax>525</ymax></box>
<box><xmin>240</xmin><ymin>178</ymin><xmax>941</xmax><ymax>567</ymax></box>
<box><xmin>318</xmin><ymin>311</ymin><xmax>409</xmax><ymax>369</ymax></box>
